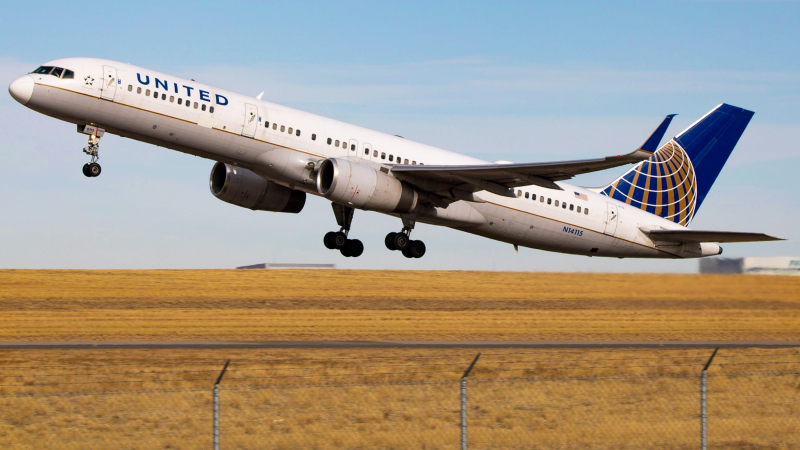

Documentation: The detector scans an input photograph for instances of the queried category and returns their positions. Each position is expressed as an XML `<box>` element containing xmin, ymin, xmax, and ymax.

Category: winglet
<box><xmin>637</xmin><ymin>114</ymin><xmax>676</xmax><ymax>154</ymax></box>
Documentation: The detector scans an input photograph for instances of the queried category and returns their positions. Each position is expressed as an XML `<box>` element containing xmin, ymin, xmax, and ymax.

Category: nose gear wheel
<box><xmin>82</xmin><ymin>133</ymin><xmax>102</xmax><ymax>177</ymax></box>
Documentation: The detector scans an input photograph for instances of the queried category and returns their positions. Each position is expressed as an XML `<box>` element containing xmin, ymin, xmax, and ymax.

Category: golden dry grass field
<box><xmin>3</xmin><ymin>270</ymin><xmax>799</xmax><ymax>448</ymax></box>
<box><xmin>1</xmin><ymin>347</ymin><xmax>799</xmax><ymax>449</ymax></box>
<box><xmin>1</xmin><ymin>269</ymin><xmax>800</xmax><ymax>341</ymax></box>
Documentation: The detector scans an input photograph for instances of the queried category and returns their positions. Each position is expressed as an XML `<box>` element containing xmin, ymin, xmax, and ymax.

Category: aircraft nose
<box><xmin>9</xmin><ymin>75</ymin><xmax>34</xmax><ymax>105</ymax></box>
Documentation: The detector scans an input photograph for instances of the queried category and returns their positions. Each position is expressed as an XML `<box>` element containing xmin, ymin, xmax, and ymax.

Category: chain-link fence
<box><xmin>1</xmin><ymin>348</ymin><xmax>799</xmax><ymax>449</ymax></box>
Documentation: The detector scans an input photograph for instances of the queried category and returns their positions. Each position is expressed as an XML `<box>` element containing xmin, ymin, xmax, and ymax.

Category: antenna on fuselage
<box><xmin>256</xmin><ymin>92</ymin><xmax>264</xmax><ymax>100</ymax></box>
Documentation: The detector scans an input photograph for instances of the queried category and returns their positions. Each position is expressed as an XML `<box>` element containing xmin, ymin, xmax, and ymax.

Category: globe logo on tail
<box><xmin>601</xmin><ymin>140</ymin><xmax>698</xmax><ymax>226</ymax></box>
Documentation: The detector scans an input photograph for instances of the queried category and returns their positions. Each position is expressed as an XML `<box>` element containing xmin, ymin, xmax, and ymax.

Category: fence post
<box><xmin>213</xmin><ymin>360</ymin><xmax>230</xmax><ymax>450</ymax></box>
<box><xmin>461</xmin><ymin>353</ymin><xmax>481</xmax><ymax>450</ymax></box>
<box><xmin>701</xmin><ymin>348</ymin><xmax>718</xmax><ymax>450</ymax></box>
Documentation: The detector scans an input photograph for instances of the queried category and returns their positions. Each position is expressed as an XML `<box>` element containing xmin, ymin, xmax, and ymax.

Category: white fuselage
<box><xmin>15</xmin><ymin>57</ymin><xmax>719</xmax><ymax>259</ymax></box>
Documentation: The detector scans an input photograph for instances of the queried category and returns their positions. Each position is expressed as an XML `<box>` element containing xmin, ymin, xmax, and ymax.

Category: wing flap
<box><xmin>643</xmin><ymin>230</ymin><xmax>784</xmax><ymax>243</ymax></box>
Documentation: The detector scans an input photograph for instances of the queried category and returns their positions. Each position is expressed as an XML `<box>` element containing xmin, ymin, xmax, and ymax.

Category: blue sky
<box><xmin>1</xmin><ymin>1</ymin><xmax>798</xmax><ymax>271</ymax></box>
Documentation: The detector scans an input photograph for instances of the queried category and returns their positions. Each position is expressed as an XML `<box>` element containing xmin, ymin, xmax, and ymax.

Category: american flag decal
<box><xmin>574</xmin><ymin>192</ymin><xmax>588</xmax><ymax>201</ymax></box>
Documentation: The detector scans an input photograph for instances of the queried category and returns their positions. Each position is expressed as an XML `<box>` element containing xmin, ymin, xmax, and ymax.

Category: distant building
<box><xmin>699</xmin><ymin>257</ymin><xmax>800</xmax><ymax>275</ymax></box>
<box><xmin>236</xmin><ymin>263</ymin><xmax>336</xmax><ymax>269</ymax></box>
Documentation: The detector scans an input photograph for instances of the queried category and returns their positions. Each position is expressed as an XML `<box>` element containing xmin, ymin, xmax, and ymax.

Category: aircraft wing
<box><xmin>643</xmin><ymin>230</ymin><xmax>784</xmax><ymax>243</ymax></box>
<box><xmin>391</xmin><ymin>114</ymin><xmax>676</xmax><ymax>198</ymax></box>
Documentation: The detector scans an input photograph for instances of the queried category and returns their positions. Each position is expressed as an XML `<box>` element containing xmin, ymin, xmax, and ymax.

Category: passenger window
<box><xmin>577</xmin><ymin>206</ymin><xmax>582</xmax><ymax>213</ymax></box>
<box><xmin>161</xmin><ymin>94</ymin><xmax>166</xmax><ymax>100</ymax></box>
<box><xmin>62</xmin><ymin>70</ymin><xmax>74</xmax><ymax>79</ymax></box>
<box><xmin>186</xmin><ymin>100</ymin><xmax>191</xmax><ymax>107</ymax></box>
<box><xmin>128</xmin><ymin>85</ymin><xmax>133</xmax><ymax>92</ymax></box>
<box><xmin>281</xmin><ymin>125</ymin><xmax>286</xmax><ymax>132</ymax></box>
<box><xmin>568</xmin><ymin>203</ymin><xmax>572</xmax><ymax>210</ymax></box>
<box><xmin>210</xmin><ymin>106</ymin><xmax>214</xmax><ymax>113</ymax></box>
<box><xmin>312</xmin><ymin>134</ymin><xmax>317</xmax><ymax>141</ymax></box>
<box><xmin>381</xmin><ymin>152</ymin><xmax>386</xmax><ymax>159</ymax></box>
<box><xmin>404</xmin><ymin>159</ymin><xmax>409</xmax><ymax>164</ymax></box>
<box><xmin>51</xmin><ymin>67</ymin><xmax>64</xmax><ymax>78</ymax></box>
<box><xmin>540</xmin><ymin>196</ymin><xmax>544</xmax><ymax>203</ymax></box>
<box><xmin>365</xmin><ymin>149</ymin><xmax>369</xmax><ymax>155</ymax></box>
<box><xmin>555</xmin><ymin>200</ymin><xmax>560</xmax><ymax>207</ymax></box>
<box><xmin>373</xmin><ymin>150</ymin><xmax>378</xmax><ymax>157</ymax></box>
<box><xmin>341</xmin><ymin>141</ymin><xmax>347</xmax><ymax>149</ymax></box>
<box><xmin>585</xmin><ymin>208</ymin><xmax>589</xmax><ymax>215</ymax></box>
<box><xmin>288</xmin><ymin>127</ymin><xmax>293</xmax><ymax>134</ymax></box>
<box><xmin>547</xmin><ymin>198</ymin><xmax>552</xmax><ymax>205</ymax></box>
<box><xmin>532</xmin><ymin>194</ymin><xmax>537</xmax><ymax>201</ymax></box>
<box><xmin>335</xmin><ymin>140</ymin><xmax>339</xmax><ymax>146</ymax></box>
<box><xmin>194</xmin><ymin>102</ymin><xmax>198</xmax><ymax>109</ymax></box>
<box><xmin>296</xmin><ymin>129</ymin><xmax>301</xmax><ymax>136</ymax></box>
<box><xmin>525</xmin><ymin>192</ymin><xmax>529</xmax><ymax>199</ymax></box>
<box><xmin>145</xmin><ymin>89</ymin><xmax>150</xmax><ymax>96</ymax></box>
<box><xmin>265</xmin><ymin>121</ymin><xmax>269</xmax><ymax>127</ymax></box>
<box><xmin>327</xmin><ymin>138</ymin><xmax>332</xmax><ymax>145</ymax></box>
<box><xmin>169</xmin><ymin>96</ymin><xmax>174</xmax><ymax>102</ymax></box>
<box><xmin>202</xmin><ymin>104</ymin><xmax>207</xmax><ymax>111</ymax></box>
<box><xmin>351</xmin><ymin>144</ymin><xmax>355</xmax><ymax>151</ymax></box>
<box><xmin>137</xmin><ymin>87</ymin><xmax>142</xmax><ymax>94</ymax></box>
<box><xmin>389</xmin><ymin>155</ymin><xmax>394</xmax><ymax>162</ymax></box>
<box><xmin>154</xmin><ymin>91</ymin><xmax>159</xmax><ymax>98</ymax></box>
<box><xmin>412</xmin><ymin>161</ymin><xmax>416</xmax><ymax>165</ymax></box>
<box><xmin>272</xmin><ymin>123</ymin><xmax>277</xmax><ymax>130</ymax></box>
<box><xmin>517</xmin><ymin>190</ymin><xmax>522</xmax><ymax>197</ymax></box>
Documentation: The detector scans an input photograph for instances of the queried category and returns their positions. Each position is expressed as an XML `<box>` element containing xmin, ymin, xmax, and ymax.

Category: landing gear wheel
<box><xmin>391</xmin><ymin>232</ymin><xmax>409</xmax><ymax>251</ymax></box>
<box><xmin>402</xmin><ymin>241</ymin><xmax>426</xmax><ymax>258</ymax></box>
<box><xmin>324</xmin><ymin>232</ymin><xmax>338</xmax><ymax>250</ymax></box>
<box><xmin>82</xmin><ymin>163</ymin><xmax>92</xmax><ymax>177</ymax></box>
<box><xmin>407</xmin><ymin>240</ymin><xmax>426</xmax><ymax>258</ymax></box>
<box><xmin>385</xmin><ymin>232</ymin><xmax>398</xmax><ymax>251</ymax></box>
<box><xmin>88</xmin><ymin>163</ymin><xmax>101</xmax><ymax>177</ymax></box>
<box><xmin>333</xmin><ymin>232</ymin><xmax>347</xmax><ymax>249</ymax></box>
<box><xmin>341</xmin><ymin>239</ymin><xmax>364</xmax><ymax>257</ymax></box>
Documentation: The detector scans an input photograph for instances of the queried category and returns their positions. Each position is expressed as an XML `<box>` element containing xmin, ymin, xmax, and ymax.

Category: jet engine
<box><xmin>210</xmin><ymin>162</ymin><xmax>305</xmax><ymax>213</ymax></box>
<box><xmin>316</xmin><ymin>158</ymin><xmax>417</xmax><ymax>213</ymax></box>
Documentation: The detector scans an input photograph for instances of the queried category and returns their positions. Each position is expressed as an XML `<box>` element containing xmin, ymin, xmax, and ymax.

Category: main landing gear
<box><xmin>385</xmin><ymin>230</ymin><xmax>426</xmax><ymax>258</ymax></box>
<box><xmin>323</xmin><ymin>203</ymin><xmax>364</xmax><ymax>257</ymax></box>
<box><xmin>385</xmin><ymin>214</ymin><xmax>426</xmax><ymax>258</ymax></box>
<box><xmin>82</xmin><ymin>133</ymin><xmax>102</xmax><ymax>177</ymax></box>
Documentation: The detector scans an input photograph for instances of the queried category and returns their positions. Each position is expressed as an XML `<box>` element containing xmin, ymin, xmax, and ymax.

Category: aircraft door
<box><xmin>100</xmin><ymin>66</ymin><xmax>117</xmax><ymax>101</ymax></box>
<box><xmin>242</xmin><ymin>103</ymin><xmax>258</xmax><ymax>138</ymax></box>
<box><xmin>604</xmin><ymin>202</ymin><xmax>619</xmax><ymax>236</ymax></box>
<box><xmin>361</xmin><ymin>143</ymin><xmax>373</xmax><ymax>161</ymax></box>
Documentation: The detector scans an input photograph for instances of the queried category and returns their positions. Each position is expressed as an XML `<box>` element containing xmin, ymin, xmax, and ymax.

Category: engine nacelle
<box><xmin>209</xmin><ymin>162</ymin><xmax>305</xmax><ymax>213</ymax></box>
<box><xmin>316</xmin><ymin>158</ymin><xmax>417</xmax><ymax>213</ymax></box>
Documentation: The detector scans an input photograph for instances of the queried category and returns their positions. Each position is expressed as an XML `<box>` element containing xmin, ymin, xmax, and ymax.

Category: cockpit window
<box><xmin>31</xmin><ymin>66</ymin><xmax>73</xmax><ymax>78</ymax></box>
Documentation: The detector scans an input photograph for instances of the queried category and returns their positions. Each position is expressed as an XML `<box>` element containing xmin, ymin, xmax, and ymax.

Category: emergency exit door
<box><xmin>242</xmin><ymin>103</ymin><xmax>258</xmax><ymax>138</ymax></box>
<box><xmin>100</xmin><ymin>66</ymin><xmax>117</xmax><ymax>101</ymax></box>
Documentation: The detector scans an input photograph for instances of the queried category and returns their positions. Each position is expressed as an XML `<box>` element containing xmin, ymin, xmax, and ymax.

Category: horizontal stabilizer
<box><xmin>643</xmin><ymin>229</ymin><xmax>784</xmax><ymax>243</ymax></box>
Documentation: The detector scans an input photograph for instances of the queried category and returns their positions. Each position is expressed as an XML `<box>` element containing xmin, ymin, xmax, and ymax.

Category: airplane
<box><xmin>8</xmin><ymin>58</ymin><xmax>783</xmax><ymax>260</ymax></box>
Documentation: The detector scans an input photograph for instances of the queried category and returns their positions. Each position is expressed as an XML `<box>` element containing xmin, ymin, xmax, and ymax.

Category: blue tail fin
<box><xmin>600</xmin><ymin>104</ymin><xmax>754</xmax><ymax>226</ymax></box>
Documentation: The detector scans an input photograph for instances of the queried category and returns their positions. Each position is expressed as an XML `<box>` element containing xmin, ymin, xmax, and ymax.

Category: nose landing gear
<box><xmin>80</xmin><ymin>125</ymin><xmax>103</xmax><ymax>178</ymax></box>
<box><xmin>323</xmin><ymin>203</ymin><xmax>364</xmax><ymax>257</ymax></box>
